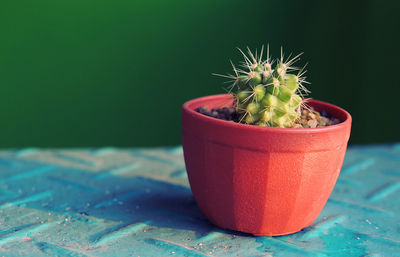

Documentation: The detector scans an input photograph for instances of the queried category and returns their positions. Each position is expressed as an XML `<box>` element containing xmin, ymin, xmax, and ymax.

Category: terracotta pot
<box><xmin>181</xmin><ymin>94</ymin><xmax>352</xmax><ymax>236</ymax></box>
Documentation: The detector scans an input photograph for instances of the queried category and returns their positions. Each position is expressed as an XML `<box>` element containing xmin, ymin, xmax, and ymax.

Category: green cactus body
<box><xmin>216</xmin><ymin>46</ymin><xmax>309</xmax><ymax>128</ymax></box>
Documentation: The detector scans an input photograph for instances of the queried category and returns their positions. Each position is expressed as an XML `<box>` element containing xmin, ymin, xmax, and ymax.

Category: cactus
<box><xmin>214</xmin><ymin>46</ymin><xmax>309</xmax><ymax>128</ymax></box>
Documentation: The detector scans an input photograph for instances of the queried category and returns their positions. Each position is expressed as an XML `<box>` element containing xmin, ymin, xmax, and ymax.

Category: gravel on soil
<box><xmin>195</xmin><ymin>106</ymin><xmax>340</xmax><ymax>128</ymax></box>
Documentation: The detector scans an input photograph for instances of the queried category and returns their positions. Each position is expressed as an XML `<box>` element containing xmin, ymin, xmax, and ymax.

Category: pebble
<box><xmin>297</xmin><ymin>107</ymin><xmax>340</xmax><ymax>128</ymax></box>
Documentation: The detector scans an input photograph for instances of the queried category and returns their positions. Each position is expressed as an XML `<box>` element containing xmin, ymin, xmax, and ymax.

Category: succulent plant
<box><xmin>214</xmin><ymin>46</ymin><xmax>309</xmax><ymax>128</ymax></box>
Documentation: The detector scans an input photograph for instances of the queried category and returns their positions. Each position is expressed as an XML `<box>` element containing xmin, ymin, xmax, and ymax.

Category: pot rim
<box><xmin>182</xmin><ymin>94</ymin><xmax>352</xmax><ymax>134</ymax></box>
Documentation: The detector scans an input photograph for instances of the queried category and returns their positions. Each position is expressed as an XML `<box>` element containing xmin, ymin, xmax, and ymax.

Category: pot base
<box><xmin>213</xmin><ymin>222</ymin><xmax>309</xmax><ymax>237</ymax></box>
<box><xmin>251</xmin><ymin>225</ymin><xmax>312</xmax><ymax>236</ymax></box>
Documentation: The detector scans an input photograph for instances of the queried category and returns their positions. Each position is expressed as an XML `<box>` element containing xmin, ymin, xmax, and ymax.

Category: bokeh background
<box><xmin>1</xmin><ymin>0</ymin><xmax>399</xmax><ymax>148</ymax></box>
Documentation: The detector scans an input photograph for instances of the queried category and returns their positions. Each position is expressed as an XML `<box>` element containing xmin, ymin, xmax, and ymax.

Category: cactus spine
<box><xmin>215</xmin><ymin>46</ymin><xmax>309</xmax><ymax>128</ymax></box>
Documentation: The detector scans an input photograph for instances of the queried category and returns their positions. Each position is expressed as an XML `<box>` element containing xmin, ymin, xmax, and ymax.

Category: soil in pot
<box><xmin>195</xmin><ymin>105</ymin><xmax>341</xmax><ymax>128</ymax></box>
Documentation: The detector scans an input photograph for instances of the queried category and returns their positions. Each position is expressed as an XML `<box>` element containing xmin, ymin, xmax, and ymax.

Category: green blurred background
<box><xmin>0</xmin><ymin>0</ymin><xmax>399</xmax><ymax>147</ymax></box>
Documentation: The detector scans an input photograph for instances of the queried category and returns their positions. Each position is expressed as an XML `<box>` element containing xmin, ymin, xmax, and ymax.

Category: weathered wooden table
<box><xmin>0</xmin><ymin>145</ymin><xmax>399</xmax><ymax>256</ymax></box>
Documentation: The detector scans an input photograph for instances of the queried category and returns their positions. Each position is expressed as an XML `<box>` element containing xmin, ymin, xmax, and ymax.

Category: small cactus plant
<box><xmin>214</xmin><ymin>46</ymin><xmax>309</xmax><ymax>128</ymax></box>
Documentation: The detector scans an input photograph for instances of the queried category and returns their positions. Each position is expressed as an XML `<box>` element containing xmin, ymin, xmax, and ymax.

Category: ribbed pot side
<box><xmin>182</xmin><ymin>94</ymin><xmax>352</xmax><ymax>236</ymax></box>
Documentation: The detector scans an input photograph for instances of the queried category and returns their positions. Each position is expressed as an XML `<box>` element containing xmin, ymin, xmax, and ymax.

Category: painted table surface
<box><xmin>0</xmin><ymin>145</ymin><xmax>399</xmax><ymax>257</ymax></box>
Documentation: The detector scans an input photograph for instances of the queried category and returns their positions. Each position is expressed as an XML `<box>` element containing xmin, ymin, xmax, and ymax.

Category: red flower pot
<box><xmin>181</xmin><ymin>94</ymin><xmax>352</xmax><ymax>236</ymax></box>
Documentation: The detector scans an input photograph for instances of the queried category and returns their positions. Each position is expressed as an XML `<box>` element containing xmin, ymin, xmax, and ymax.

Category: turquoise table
<box><xmin>0</xmin><ymin>145</ymin><xmax>399</xmax><ymax>256</ymax></box>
